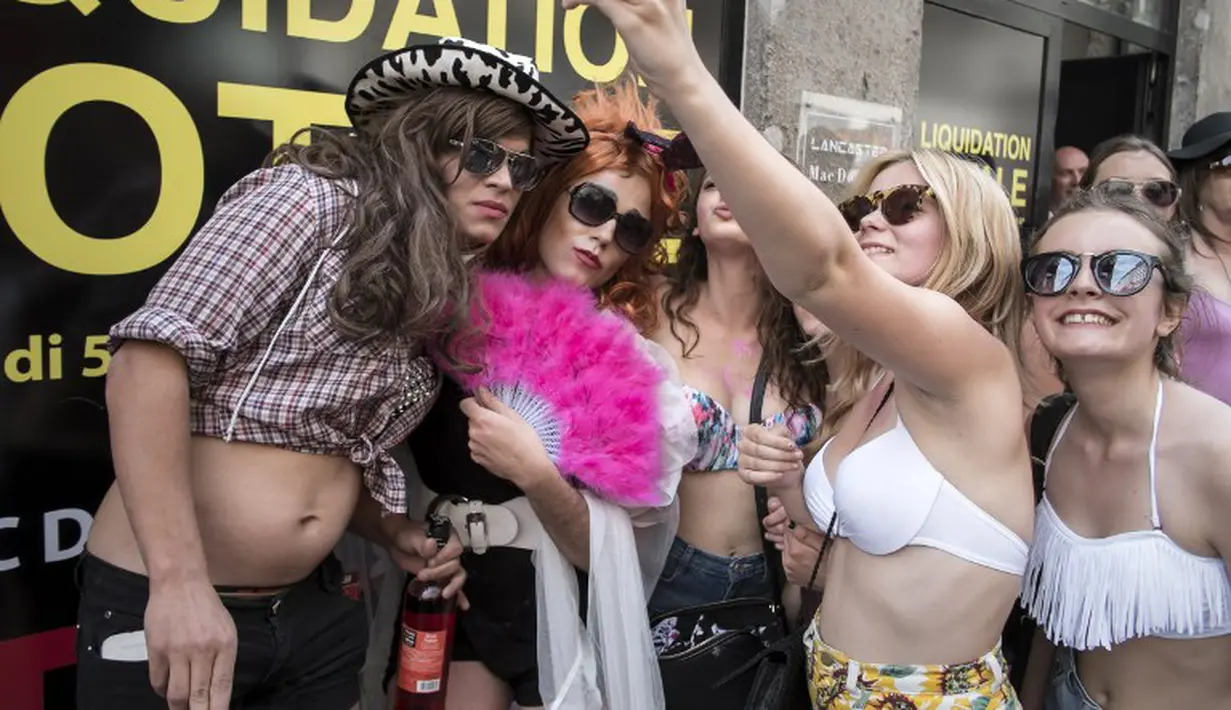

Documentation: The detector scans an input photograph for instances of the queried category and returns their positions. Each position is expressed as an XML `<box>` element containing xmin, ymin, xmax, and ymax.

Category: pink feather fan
<box><xmin>438</xmin><ymin>271</ymin><xmax>666</xmax><ymax>507</ymax></box>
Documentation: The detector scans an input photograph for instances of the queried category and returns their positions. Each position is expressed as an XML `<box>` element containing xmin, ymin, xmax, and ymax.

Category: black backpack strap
<box><xmin>1027</xmin><ymin>392</ymin><xmax>1077</xmax><ymax>502</ymax></box>
<box><xmin>1001</xmin><ymin>390</ymin><xmax>1076</xmax><ymax>692</ymax></box>
<box><xmin>749</xmin><ymin>354</ymin><xmax>771</xmax><ymax>427</ymax></box>
<box><xmin>866</xmin><ymin>382</ymin><xmax>895</xmax><ymax>432</ymax></box>
<box><xmin>749</xmin><ymin>355</ymin><xmax>789</xmax><ymax>614</ymax></box>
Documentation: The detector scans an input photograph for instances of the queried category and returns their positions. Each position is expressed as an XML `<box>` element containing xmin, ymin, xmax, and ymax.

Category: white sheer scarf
<box><xmin>534</xmin><ymin>336</ymin><xmax>696</xmax><ymax>710</ymax></box>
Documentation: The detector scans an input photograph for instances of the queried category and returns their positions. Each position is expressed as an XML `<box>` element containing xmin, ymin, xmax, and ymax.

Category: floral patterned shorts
<box><xmin>804</xmin><ymin>621</ymin><xmax>1021</xmax><ymax>709</ymax></box>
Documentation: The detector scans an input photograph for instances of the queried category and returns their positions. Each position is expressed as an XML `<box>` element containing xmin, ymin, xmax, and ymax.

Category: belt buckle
<box><xmin>425</xmin><ymin>493</ymin><xmax>467</xmax><ymax>520</ymax></box>
<box><xmin>465</xmin><ymin>500</ymin><xmax>491</xmax><ymax>556</ymax></box>
<box><xmin>425</xmin><ymin>494</ymin><xmax>491</xmax><ymax>556</ymax></box>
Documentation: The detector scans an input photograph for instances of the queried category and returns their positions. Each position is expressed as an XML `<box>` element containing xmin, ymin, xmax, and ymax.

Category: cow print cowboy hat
<box><xmin>346</xmin><ymin>37</ymin><xmax>589</xmax><ymax>165</ymax></box>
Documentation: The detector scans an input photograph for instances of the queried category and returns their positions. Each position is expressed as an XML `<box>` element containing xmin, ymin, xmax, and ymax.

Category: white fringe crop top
<box><xmin>1020</xmin><ymin>381</ymin><xmax>1231</xmax><ymax>651</ymax></box>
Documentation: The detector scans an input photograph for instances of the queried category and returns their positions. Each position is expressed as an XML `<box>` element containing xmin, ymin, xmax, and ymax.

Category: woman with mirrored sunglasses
<box><xmin>577</xmin><ymin>3</ymin><xmax>1038</xmax><ymax>708</ymax></box>
<box><xmin>1023</xmin><ymin>136</ymin><xmax>1184</xmax><ymax>408</ymax></box>
<box><xmin>387</xmin><ymin>79</ymin><xmax>694</xmax><ymax>710</ymax></box>
<box><xmin>1016</xmin><ymin>188</ymin><xmax>1231</xmax><ymax>710</ymax></box>
<box><xmin>1170</xmin><ymin>113</ymin><xmax>1231</xmax><ymax>406</ymax></box>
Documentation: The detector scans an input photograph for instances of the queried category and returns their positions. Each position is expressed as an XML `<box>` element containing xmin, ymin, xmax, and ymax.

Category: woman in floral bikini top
<box><xmin>684</xmin><ymin>385</ymin><xmax>820</xmax><ymax>472</ymax></box>
<box><xmin>647</xmin><ymin>171</ymin><xmax>828</xmax><ymax>622</ymax></box>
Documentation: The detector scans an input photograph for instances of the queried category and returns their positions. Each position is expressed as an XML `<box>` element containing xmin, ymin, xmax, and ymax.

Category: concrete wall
<box><xmin>740</xmin><ymin>0</ymin><xmax>1225</xmax><ymax>156</ymax></box>
<box><xmin>741</xmin><ymin>0</ymin><xmax>924</xmax><ymax>154</ymax></box>
<box><xmin>1170</xmin><ymin>0</ymin><xmax>1231</xmax><ymax>147</ymax></box>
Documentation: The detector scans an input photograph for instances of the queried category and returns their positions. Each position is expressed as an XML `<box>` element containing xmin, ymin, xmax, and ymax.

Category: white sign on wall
<box><xmin>797</xmin><ymin>92</ymin><xmax>903</xmax><ymax>200</ymax></box>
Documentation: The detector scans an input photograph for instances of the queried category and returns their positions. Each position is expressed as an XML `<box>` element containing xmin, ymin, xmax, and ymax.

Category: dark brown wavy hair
<box><xmin>269</xmin><ymin>87</ymin><xmax>534</xmax><ymax>348</ymax></box>
<box><xmin>482</xmin><ymin>79</ymin><xmax>687</xmax><ymax>335</ymax></box>
<box><xmin>1178</xmin><ymin>142</ymin><xmax>1231</xmax><ymax>249</ymax></box>
<box><xmin>1027</xmin><ymin>188</ymin><xmax>1193</xmax><ymax>379</ymax></box>
<box><xmin>662</xmin><ymin>179</ymin><xmax>829</xmax><ymax>410</ymax></box>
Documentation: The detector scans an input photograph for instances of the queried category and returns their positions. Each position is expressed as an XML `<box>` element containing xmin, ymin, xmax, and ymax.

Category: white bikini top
<box><xmin>802</xmin><ymin>398</ymin><xmax>1029</xmax><ymax>576</ymax></box>
<box><xmin>1020</xmin><ymin>381</ymin><xmax>1231</xmax><ymax>651</ymax></box>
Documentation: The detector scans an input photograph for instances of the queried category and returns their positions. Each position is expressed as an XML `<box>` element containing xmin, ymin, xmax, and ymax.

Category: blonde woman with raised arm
<box><xmin>572</xmin><ymin>1</ymin><xmax>1034</xmax><ymax>707</ymax></box>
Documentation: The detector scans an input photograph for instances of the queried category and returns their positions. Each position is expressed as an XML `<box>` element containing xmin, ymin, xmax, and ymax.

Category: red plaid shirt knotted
<box><xmin>109</xmin><ymin>165</ymin><xmax>440</xmax><ymax>513</ymax></box>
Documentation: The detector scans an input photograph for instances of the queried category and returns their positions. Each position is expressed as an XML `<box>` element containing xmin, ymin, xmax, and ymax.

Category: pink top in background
<box><xmin>1180</xmin><ymin>289</ymin><xmax>1231</xmax><ymax>406</ymax></box>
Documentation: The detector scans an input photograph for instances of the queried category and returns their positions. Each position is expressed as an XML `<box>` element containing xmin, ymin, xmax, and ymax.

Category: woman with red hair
<box><xmin>484</xmin><ymin>81</ymin><xmax>686</xmax><ymax>332</ymax></box>
<box><xmin>388</xmin><ymin>79</ymin><xmax>696</xmax><ymax>710</ymax></box>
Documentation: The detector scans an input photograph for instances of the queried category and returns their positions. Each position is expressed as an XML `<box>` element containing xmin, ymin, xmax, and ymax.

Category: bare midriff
<box><xmin>676</xmin><ymin>471</ymin><xmax>764</xmax><ymax>558</ymax></box>
<box><xmin>816</xmin><ymin>542</ymin><xmax>1023</xmax><ymax>666</ymax></box>
<box><xmin>87</xmin><ymin>435</ymin><xmax>362</xmax><ymax>587</ymax></box>
<box><xmin>1075</xmin><ymin>634</ymin><xmax>1231</xmax><ymax>710</ymax></box>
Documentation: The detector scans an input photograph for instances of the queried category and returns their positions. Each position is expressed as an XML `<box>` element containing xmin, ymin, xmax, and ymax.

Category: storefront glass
<box><xmin>1075</xmin><ymin>0</ymin><xmax>1168</xmax><ymax>30</ymax></box>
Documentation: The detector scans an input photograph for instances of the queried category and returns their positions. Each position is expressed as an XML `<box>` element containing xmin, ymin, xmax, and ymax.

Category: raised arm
<box><xmin>570</xmin><ymin>0</ymin><xmax>1013</xmax><ymax>397</ymax></box>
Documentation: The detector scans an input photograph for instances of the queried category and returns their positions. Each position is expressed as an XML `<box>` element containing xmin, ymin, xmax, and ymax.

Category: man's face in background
<box><xmin>1051</xmin><ymin>146</ymin><xmax>1089</xmax><ymax>209</ymax></box>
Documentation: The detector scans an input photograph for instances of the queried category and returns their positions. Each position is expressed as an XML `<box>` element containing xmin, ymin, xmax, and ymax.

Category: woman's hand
<box><xmin>762</xmin><ymin>495</ymin><xmax>790</xmax><ymax>549</ymax></box>
<box><xmin>782</xmin><ymin>524</ymin><xmax>825</xmax><ymax>590</ymax></box>
<box><xmin>561</xmin><ymin>0</ymin><xmax>704</xmax><ymax>96</ymax></box>
<box><xmin>763</xmin><ymin>494</ymin><xmax>827</xmax><ymax>589</ymax></box>
<box><xmin>738</xmin><ymin>424</ymin><xmax>804</xmax><ymax>491</ymax></box>
<box><xmin>460</xmin><ymin>387</ymin><xmax>556</xmax><ymax>489</ymax></box>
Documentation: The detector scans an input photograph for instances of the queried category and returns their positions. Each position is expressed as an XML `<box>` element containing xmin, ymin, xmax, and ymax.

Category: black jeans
<box><xmin>76</xmin><ymin>552</ymin><xmax>367</xmax><ymax>710</ymax></box>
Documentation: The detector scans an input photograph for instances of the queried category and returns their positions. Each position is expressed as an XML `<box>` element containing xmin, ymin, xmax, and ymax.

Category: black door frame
<box><xmin>927</xmin><ymin>0</ymin><xmax>1178</xmax><ymax>229</ymax></box>
<box><xmin>1006</xmin><ymin>0</ymin><xmax>1178</xmax><ymax>143</ymax></box>
<box><xmin>927</xmin><ymin>0</ymin><xmax>1065</xmax><ymax>230</ymax></box>
<box><xmin>718</xmin><ymin>0</ymin><xmax>747</xmax><ymax>105</ymax></box>
<box><xmin>1005</xmin><ymin>0</ymin><xmax>1178</xmax><ymax>54</ymax></box>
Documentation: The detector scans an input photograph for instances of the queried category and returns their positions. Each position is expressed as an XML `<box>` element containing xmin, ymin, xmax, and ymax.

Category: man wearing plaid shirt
<box><xmin>73</xmin><ymin>38</ymin><xmax>588</xmax><ymax>710</ymax></box>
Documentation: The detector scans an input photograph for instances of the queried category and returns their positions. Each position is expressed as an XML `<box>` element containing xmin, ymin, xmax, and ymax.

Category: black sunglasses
<box><xmin>837</xmin><ymin>184</ymin><xmax>935</xmax><ymax>233</ymax></box>
<box><xmin>448</xmin><ymin>138</ymin><xmax>542</xmax><ymax>192</ymax></box>
<box><xmin>1022</xmin><ymin>250</ymin><xmax>1166</xmax><ymax>297</ymax></box>
<box><xmin>1095</xmin><ymin>179</ymin><xmax>1180</xmax><ymax>209</ymax></box>
<box><xmin>624</xmin><ymin>121</ymin><xmax>703</xmax><ymax>172</ymax></box>
<box><xmin>568</xmin><ymin>182</ymin><xmax>655</xmax><ymax>254</ymax></box>
<box><xmin>1210</xmin><ymin>155</ymin><xmax>1231</xmax><ymax>172</ymax></box>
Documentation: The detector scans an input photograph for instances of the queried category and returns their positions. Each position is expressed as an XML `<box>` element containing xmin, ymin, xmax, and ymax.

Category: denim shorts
<box><xmin>1045</xmin><ymin>647</ymin><xmax>1102</xmax><ymax>710</ymax></box>
<box><xmin>76</xmin><ymin>552</ymin><xmax>367</xmax><ymax>710</ymax></box>
<box><xmin>647</xmin><ymin>536</ymin><xmax>773</xmax><ymax>619</ymax></box>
